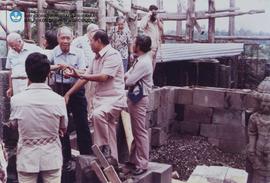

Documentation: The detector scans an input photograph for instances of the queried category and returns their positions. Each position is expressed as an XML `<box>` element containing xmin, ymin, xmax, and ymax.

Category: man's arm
<box><xmin>140</xmin><ymin>13</ymin><xmax>151</xmax><ymax>30</ymax></box>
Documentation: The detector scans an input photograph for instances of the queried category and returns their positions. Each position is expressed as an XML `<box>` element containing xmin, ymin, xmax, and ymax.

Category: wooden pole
<box><xmin>98</xmin><ymin>0</ymin><xmax>106</xmax><ymax>30</ymax></box>
<box><xmin>75</xmin><ymin>0</ymin><xmax>83</xmax><ymax>36</ymax></box>
<box><xmin>23</xmin><ymin>8</ymin><xmax>32</xmax><ymax>40</ymax></box>
<box><xmin>106</xmin><ymin>2</ymin><xmax>115</xmax><ymax>32</ymax></box>
<box><xmin>128</xmin><ymin>0</ymin><xmax>138</xmax><ymax>39</ymax></box>
<box><xmin>229</xmin><ymin>0</ymin><xmax>235</xmax><ymax>36</ymax></box>
<box><xmin>176</xmin><ymin>0</ymin><xmax>182</xmax><ymax>36</ymax></box>
<box><xmin>208</xmin><ymin>0</ymin><xmax>215</xmax><ymax>43</ymax></box>
<box><xmin>37</xmin><ymin>0</ymin><xmax>45</xmax><ymax>46</ymax></box>
<box><xmin>156</xmin><ymin>0</ymin><xmax>163</xmax><ymax>10</ymax></box>
<box><xmin>185</xmin><ymin>0</ymin><xmax>195</xmax><ymax>43</ymax></box>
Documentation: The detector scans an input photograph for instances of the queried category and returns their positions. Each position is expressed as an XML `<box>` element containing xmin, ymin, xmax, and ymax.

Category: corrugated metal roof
<box><xmin>157</xmin><ymin>43</ymin><xmax>244</xmax><ymax>62</ymax></box>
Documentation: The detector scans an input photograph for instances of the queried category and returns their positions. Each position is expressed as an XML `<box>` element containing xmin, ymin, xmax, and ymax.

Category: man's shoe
<box><xmin>132</xmin><ymin>168</ymin><xmax>147</xmax><ymax>176</ymax></box>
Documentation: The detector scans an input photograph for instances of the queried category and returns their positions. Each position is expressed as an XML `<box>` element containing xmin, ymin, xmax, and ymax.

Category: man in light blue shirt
<box><xmin>5</xmin><ymin>32</ymin><xmax>43</xmax><ymax>96</ymax></box>
<box><xmin>50</xmin><ymin>26</ymin><xmax>92</xmax><ymax>170</ymax></box>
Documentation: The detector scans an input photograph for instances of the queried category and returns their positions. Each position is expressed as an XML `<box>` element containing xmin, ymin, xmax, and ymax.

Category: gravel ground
<box><xmin>149</xmin><ymin>135</ymin><xmax>246</xmax><ymax>181</ymax></box>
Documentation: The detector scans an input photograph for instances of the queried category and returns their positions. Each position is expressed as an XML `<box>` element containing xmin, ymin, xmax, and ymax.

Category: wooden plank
<box><xmin>185</xmin><ymin>0</ymin><xmax>195</xmax><ymax>43</ymax></box>
<box><xmin>90</xmin><ymin>160</ymin><xmax>109</xmax><ymax>183</ymax></box>
<box><xmin>208</xmin><ymin>0</ymin><xmax>215</xmax><ymax>43</ymax></box>
<box><xmin>215</xmin><ymin>36</ymin><xmax>270</xmax><ymax>40</ymax></box>
<box><xmin>176</xmin><ymin>0</ymin><xmax>182</xmax><ymax>36</ymax></box>
<box><xmin>106</xmin><ymin>1</ymin><xmax>115</xmax><ymax>32</ymax></box>
<box><xmin>120</xmin><ymin>111</ymin><xmax>134</xmax><ymax>154</ymax></box>
<box><xmin>75</xmin><ymin>0</ymin><xmax>83</xmax><ymax>36</ymax></box>
<box><xmin>37</xmin><ymin>0</ymin><xmax>45</xmax><ymax>47</ymax></box>
<box><xmin>229</xmin><ymin>0</ymin><xmax>235</xmax><ymax>36</ymax></box>
<box><xmin>156</xmin><ymin>0</ymin><xmax>163</xmax><ymax>10</ymax></box>
<box><xmin>106</xmin><ymin>0</ymin><xmax>128</xmax><ymax>14</ymax></box>
<box><xmin>128</xmin><ymin>0</ymin><xmax>138</xmax><ymax>39</ymax></box>
<box><xmin>0</xmin><ymin>19</ymin><xmax>8</xmax><ymax>34</ymax></box>
<box><xmin>104</xmin><ymin>165</ymin><xmax>122</xmax><ymax>183</ymax></box>
<box><xmin>137</xmin><ymin>9</ymin><xmax>265</xmax><ymax>21</ymax></box>
<box><xmin>23</xmin><ymin>8</ymin><xmax>32</xmax><ymax>40</ymax></box>
<box><xmin>98</xmin><ymin>0</ymin><xmax>106</xmax><ymax>30</ymax></box>
<box><xmin>91</xmin><ymin>144</ymin><xmax>110</xmax><ymax>168</ymax></box>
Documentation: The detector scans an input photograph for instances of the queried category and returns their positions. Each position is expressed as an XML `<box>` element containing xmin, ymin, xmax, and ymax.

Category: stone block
<box><xmin>188</xmin><ymin>166</ymin><xmax>248</xmax><ymax>183</ymax></box>
<box><xmin>169</xmin><ymin>120</ymin><xmax>181</xmax><ymax>134</ymax></box>
<box><xmin>200</xmin><ymin>124</ymin><xmax>218</xmax><ymax>138</ymax></box>
<box><xmin>145</xmin><ymin>111</ymin><xmax>156</xmax><ymax>129</ymax></box>
<box><xmin>212</xmin><ymin>109</ymin><xmax>245</xmax><ymax>127</ymax></box>
<box><xmin>180</xmin><ymin>121</ymin><xmax>200</xmax><ymax>136</ymax></box>
<box><xmin>156</xmin><ymin>107</ymin><xmax>170</xmax><ymax>127</ymax></box>
<box><xmin>133</xmin><ymin>162</ymin><xmax>172</xmax><ymax>183</ymax></box>
<box><xmin>147</xmin><ymin>91</ymin><xmax>155</xmax><ymax>112</ymax></box>
<box><xmin>244</xmin><ymin>93</ymin><xmax>259</xmax><ymax>109</ymax></box>
<box><xmin>151</xmin><ymin>162</ymin><xmax>172</xmax><ymax>183</ymax></box>
<box><xmin>175</xmin><ymin>87</ymin><xmax>193</xmax><ymax>105</ymax></box>
<box><xmin>193</xmin><ymin>87</ymin><xmax>225</xmax><ymax>108</ymax></box>
<box><xmin>175</xmin><ymin>104</ymin><xmax>185</xmax><ymax>121</ymax></box>
<box><xmin>224</xmin><ymin>89</ymin><xmax>250</xmax><ymax>110</ymax></box>
<box><xmin>200</xmin><ymin>124</ymin><xmax>246</xmax><ymax>142</ymax></box>
<box><xmin>225</xmin><ymin>167</ymin><xmax>248</xmax><ymax>183</ymax></box>
<box><xmin>208</xmin><ymin>138</ymin><xmax>220</xmax><ymax>147</ymax></box>
<box><xmin>151</xmin><ymin>127</ymin><xmax>168</xmax><ymax>147</ymax></box>
<box><xmin>147</xmin><ymin>88</ymin><xmax>162</xmax><ymax>112</ymax></box>
<box><xmin>188</xmin><ymin>165</ymin><xmax>228</xmax><ymax>183</ymax></box>
<box><xmin>75</xmin><ymin>155</ymin><xmax>99</xmax><ymax>183</ymax></box>
<box><xmin>218</xmin><ymin>139</ymin><xmax>246</xmax><ymax>153</ymax></box>
<box><xmin>184</xmin><ymin>105</ymin><xmax>212</xmax><ymax>124</ymax></box>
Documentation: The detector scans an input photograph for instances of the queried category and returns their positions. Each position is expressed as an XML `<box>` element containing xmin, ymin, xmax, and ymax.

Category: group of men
<box><xmin>3</xmin><ymin>4</ymin><xmax>163</xmax><ymax>183</ymax></box>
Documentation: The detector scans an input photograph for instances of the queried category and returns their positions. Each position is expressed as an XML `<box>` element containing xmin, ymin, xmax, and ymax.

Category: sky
<box><xmin>122</xmin><ymin>0</ymin><xmax>270</xmax><ymax>33</ymax></box>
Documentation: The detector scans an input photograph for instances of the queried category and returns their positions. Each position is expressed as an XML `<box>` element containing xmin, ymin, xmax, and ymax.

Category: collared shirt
<box><xmin>9</xmin><ymin>83</ymin><xmax>68</xmax><ymax>172</ymax></box>
<box><xmin>86</xmin><ymin>45</ymin><xmax>127</xmax><ymax>108</ymax></box>
<box><xmin>72</xmin><ymin>34</ymin><xmax>95</xmax><ymax>67</ymax></box>
<box><xmin>5</xmin><ymin>43</ymin><xmax>43</xmax><ymax>78</ymax></box>
<box><xmin>125</xmin><ymin>52</ymin><xmax>153</xmax><ymax>96</ymax></box>
<box><xmin>50</xmin><ymin>45</ymin><xmax>86</xmax><ymax>84</ymax></box>
<box><xmin>108</xmin><ymin>26</ymin><xmax>132</xmax><ymax>59</ymax></box>
<box><xmin>140</xmin><ymin>15</ymin><xmax>162</xmax><ymax>49</ymax></box>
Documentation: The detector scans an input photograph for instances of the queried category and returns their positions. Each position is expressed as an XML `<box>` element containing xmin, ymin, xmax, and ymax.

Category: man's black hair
<box><xmin>135</xmin><ymin>35</ymin><xmax>152</xmax><ymax>53</ymax></box>
<box><xmin>45</xmin><ymin>30</ymin><xmax>58</xmax><ymax>50</ymax></box>
<box><xmin>92</xmin><ymin>29</ymin><xmax>110</xmax><ymax>45</ymax></box>
<box><xmin>116</xmin><ymin>16</ymin><xmax>125</xmax><ymax>23</ymax></box>
<box><xmin>149</xmin><ymin>5</ymin><xmax>158</xmax><ymax>11</ymax></box>
<box><xmin>25</xmin><ymin>52</ymin><xmax>50</xmax><ymax>83</ymax></box>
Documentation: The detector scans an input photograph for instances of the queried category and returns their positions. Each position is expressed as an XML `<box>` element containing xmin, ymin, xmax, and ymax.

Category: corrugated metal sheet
<box><xmin>157</xmin><ymin>43</ymin><xmax>244</xmax><ymax>62</ymax></box>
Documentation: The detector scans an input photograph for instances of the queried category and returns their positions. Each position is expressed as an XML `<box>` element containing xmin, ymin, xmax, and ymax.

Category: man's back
<box><xmin>10</xmin><ymin>83</ymin><xmax>68</xmax><ymax>172</ymax></box>
<box><xmin>11</xmin><ymin>83</ymin><xmax>67</xmax><ymax>139</ymax></box>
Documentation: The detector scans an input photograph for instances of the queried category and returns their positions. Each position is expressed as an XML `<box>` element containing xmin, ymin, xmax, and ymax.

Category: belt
<box><xmin>11</xmin><ymin>76</ymin><xmax>27</xmax><ymax>80</ymax></box>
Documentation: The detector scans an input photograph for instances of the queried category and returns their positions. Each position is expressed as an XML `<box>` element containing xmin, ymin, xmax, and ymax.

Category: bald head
<box><xmin>7</xmin><ymin>32</ymin><xmax>23</xmax><ymax>53</ymax></box>
<box><xmin>87</xmin><ymin>23</ymin><xmax>99</xmax><ymax>33</ymax></box>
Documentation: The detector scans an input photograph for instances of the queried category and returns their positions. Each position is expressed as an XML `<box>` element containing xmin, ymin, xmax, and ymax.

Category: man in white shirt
<box><xmin>9</xmin><ymin>52</ymin><xmax>68</xmax><ymax>183</ymax></box>
<box><xmin>5</xmin><ymin>32</ymin><xmax>43</xmax><ymax>96</ymax></box>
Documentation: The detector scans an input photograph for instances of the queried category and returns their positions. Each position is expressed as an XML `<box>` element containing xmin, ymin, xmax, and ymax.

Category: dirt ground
<box><xmin>149</xmin><ymin>135</ymin><xmax>246</xmax><ymax>181</ymax></box>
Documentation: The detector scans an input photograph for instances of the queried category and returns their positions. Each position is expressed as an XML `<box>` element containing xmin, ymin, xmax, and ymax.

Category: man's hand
<box><xmin>63</xmin><ymin>67</ymin><xmax>81</xmax><ymax>79</ymax></box>
<box><xmin>6</xmin><ymin>88</ymin><xmax>13</xmax><ymax>98</ymax></box>
<box><xmin>59</xmin><ymin>129</ymin><xmax>65</xmax><ymax>137</ymax></box>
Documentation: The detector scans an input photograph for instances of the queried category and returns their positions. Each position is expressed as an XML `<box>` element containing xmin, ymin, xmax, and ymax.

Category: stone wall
<box><xmin>146</xmin><ymin>86</ymin><xmax>258</xmax><ymax>153</ymax></box>
<box><xmin>0</xmin><ymin>71</ymin><xmax>258</xmax><ymax>154</ymax></box>
<box><xmin>0</xmin><ymin>71</ymin><xmax>10</xmax><ymax>138</ymax></box>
